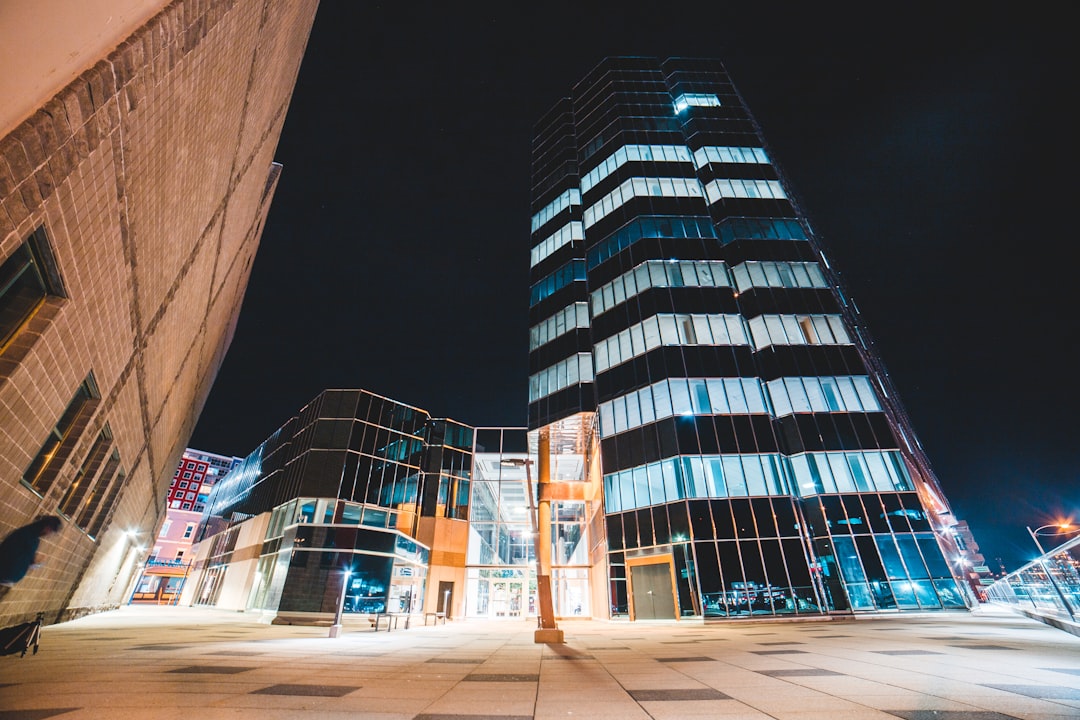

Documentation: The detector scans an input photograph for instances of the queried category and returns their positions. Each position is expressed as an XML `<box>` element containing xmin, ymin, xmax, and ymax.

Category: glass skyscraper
<box><xmin>528</xmin><ymin>57</ymin><xmax>968</xmax><ymax>619</ymax></box>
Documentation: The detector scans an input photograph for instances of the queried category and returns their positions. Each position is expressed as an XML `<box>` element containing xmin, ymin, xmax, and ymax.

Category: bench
<box><xmin>424</xmin><ymin>611</ymin><xmax>447</xmax><ymax>625</ymax></box>
<box><xmin>372</xmin><ymin>612</ymin><xmax>411</xmax><ymax>631</ymax></box>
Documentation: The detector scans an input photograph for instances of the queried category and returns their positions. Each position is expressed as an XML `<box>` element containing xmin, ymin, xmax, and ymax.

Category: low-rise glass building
<box><xmin>184</xmin><ymin>390</ymin><xmax>472</xmax><ymax>623</ymax></box>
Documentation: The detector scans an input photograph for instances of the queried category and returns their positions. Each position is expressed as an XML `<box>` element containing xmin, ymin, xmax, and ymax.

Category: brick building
<box><xmin>0</xmin><ymin>0</ymin><xmax>318</xmax><ymax>627</ymax></box>
<box><xmin>129</xmin><ymin>448</ymin><xmax>240</xmax><ymax>604</ymax></box>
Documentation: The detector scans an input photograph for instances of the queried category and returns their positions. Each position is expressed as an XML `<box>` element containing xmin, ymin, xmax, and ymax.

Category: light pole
<box><xmin>1026</xmin><ymin>523</ymin><xmax>1079</xmax><ymax>555</ymax></box>
<box><xmin>502</xmin><ymin>431</ymin><xmax>563</xmax><ymax>643</ymax></box>
<box><xmin>328</xmin><ymin>566</ymin><xmax>352</xmax><ymax>638</ymax></box>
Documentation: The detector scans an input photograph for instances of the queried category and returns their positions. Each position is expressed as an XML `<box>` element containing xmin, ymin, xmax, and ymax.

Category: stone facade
<box><xmin>0</xmin><ymin>0</ymin><xmax>319</xmax><ymax>626</ymax></box>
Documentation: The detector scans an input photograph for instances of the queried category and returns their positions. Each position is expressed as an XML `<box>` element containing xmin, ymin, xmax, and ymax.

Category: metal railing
<box><xmin>985</xmin><ymin>535</ymin><xmax>1080</xmax><ymax>622</ymax></box>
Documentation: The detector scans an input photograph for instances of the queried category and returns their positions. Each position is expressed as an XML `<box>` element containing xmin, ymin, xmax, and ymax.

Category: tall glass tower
<box><xmin>527</xmin><ymin>57</ymin><xmax>968</xmax><ymax>619</ymax></box>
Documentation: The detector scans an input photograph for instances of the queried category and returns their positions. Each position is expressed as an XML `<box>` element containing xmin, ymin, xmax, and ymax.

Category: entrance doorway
<box><xmin>437</xmin><ymin>581</ymin><xmax>454</xmax><ymax>618</ymax></box>
<box><xmin>491</xmin><ymin>580</ymin><xmax>524</xmax><ymax>617</ymax></box>
<box><xmin>628</xmin><ymin>557</ymin><xmax>677</xmax><ymax>620</ymax></box>
<box><xmin>466</xmin><ymin>568</ymin><xmax>535</xmax><ymax>619</ymax></box>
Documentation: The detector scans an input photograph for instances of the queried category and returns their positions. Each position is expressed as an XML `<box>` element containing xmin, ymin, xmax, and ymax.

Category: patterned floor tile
<box><xmin>250</xmin><ymin>684</ymin><xmax>358</xmax><ymax>697</ymax></box>
<box><xmin>464</xmin><ymin>674</ymin><xmax>539</xmax><ymax>682</ymax></box>
<box><xmin>982</xmin><ymin>684</ymin><xmax>1080</xmax><ymax>699</ymax></box>
<box><xmin>168</xmin><ymin>665</ymin><xmax>253</xmax><ymax>674</ymax></box>
<box><xmin>758</xmin><ymin>669</ymin><xmax>843</xmax><ymax>677</ymax></box>
<box><xmin>888</xmin><ymin>712</ymin><xmax>1018</xmax><ymax>720</ymax></box>
<box><xmin>656</xmin><ymin>656</ymin><xmax>715</xmax><ymax>662</ymax></box>
<box><xmin>629</xmin><ymin>688</ymin><xmax>730</xmax><ymax>701</ymax></box>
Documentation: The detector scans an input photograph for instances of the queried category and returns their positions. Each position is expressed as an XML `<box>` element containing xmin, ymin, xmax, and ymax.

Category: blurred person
<box><xmin>0</xmin><ymin>515</ymin><xmax>62</xmax><ymax>590</ymax></box>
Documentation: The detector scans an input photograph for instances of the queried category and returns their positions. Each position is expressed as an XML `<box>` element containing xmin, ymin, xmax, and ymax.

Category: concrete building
<box><xmin>0</xmin><ymin>0</ymin><xmax>318</xmax><ymax>627</ymax></box>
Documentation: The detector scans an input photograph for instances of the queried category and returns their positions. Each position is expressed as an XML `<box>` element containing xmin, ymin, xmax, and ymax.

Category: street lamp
<box><xmin>1026</xmin><ymin>523</ymin><xmax>1079</xmax><ymax>555</ymax></box>
<box><xmin>502</xmin><ymin>436</ymin><xmax>563</xmax><ymax>643</ymax></box>
<box><xmin>328</xmin><ymin>566</ymin><xmax>352</xmax><ymax>638</ymax></box>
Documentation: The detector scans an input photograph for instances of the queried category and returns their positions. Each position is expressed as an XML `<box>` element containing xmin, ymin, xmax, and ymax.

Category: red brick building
<box><xmin>130</xmin><ymin>448</ymin><xmax>239</xmax><ymax>604</ymax></box>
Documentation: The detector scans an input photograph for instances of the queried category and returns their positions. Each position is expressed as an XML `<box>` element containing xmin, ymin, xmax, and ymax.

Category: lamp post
<box><xmin>502</xmin><ymin>430</ymin><xmax>563</xmax><ymax>643</ymax></box>
<box><xmin>1026</xmin><ymin>523</ymin><xmax>1078</xmax><ymax>555</ymax></box>
<box><xmin>328</xmin><ymin>567</ymin><xmax>352</xmax><ymax>638</ymax></box>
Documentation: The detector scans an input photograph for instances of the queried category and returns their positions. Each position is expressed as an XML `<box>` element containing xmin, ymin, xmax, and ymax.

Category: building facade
<box><xmin>0</xmin><ymin>0</ymin><xmax>318</xmax><ymax>628</ymax></box>
<box><xmin>527</xmin><ymin>57</ymin><xmax>969</xmax><ymax>620</ymax></box>
<box><xmin>130</xmin><ymin>448</ymin><xmax>241</xmax><ymax>604</ymax></box>
<box><xmin>183</xmin><ymin>390</ymin><xmax>473</xmax><ymax>623</ymax></box>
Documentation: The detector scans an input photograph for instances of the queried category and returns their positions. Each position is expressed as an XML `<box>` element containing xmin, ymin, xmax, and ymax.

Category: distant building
<box><xmin>130</xmin><ymin>449</ymin><xmax>241</xmax><ymax>604</ymax></box>
<box><xmin>0</xmin><ymin>0</ymin><xmax>318</xmax><ymax>628</ymax></box>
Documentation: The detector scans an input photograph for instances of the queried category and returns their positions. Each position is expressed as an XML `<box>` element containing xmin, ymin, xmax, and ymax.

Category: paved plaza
<box><xmin>0</xmin><ymin>605</ymin><xmax>1078</xmax><ymax>719</ymax></box>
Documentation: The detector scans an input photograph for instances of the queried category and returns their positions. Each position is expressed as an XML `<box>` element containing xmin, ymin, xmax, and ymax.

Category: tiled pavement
<box><xmin>0</xmin><ymin>605</ymin><xmax>1078</xmax><ymax>719</ymax></box>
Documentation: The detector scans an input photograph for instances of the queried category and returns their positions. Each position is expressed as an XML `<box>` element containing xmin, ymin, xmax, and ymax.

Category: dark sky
<box><xmin>190</xmin><ymin>4</ymin><xmax>1075</xmax><ymax>572</ymax></box>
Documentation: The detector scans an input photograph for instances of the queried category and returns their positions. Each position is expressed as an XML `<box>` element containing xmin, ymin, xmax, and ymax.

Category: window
<box><xmin>58</xmin><ymin>426</ymin><xmax>113</xmax><ymax>518</ymax></box>
<box><xmin>181</xmin><ymin>502</ymin><xmax>191</xmax><ymax>510</ymax></box>
<box><xmin>86</xmin><ymin>468</ymin><xmax>125</xmax><ymax>539</ymax></box>
<box><xmin>159</xmin><ymin>520</ymin><xmax>172</xmax><ymax>537</ymax></box>
<box><xmin>178</xmin><ymin>481</ymin><xmax>188</xmax><ymax>489</ymax></box>
<box><xmin>1</xmin><ymin>226</ymin><xmax>66</xmax><ymax>351</ymax></box>
<box><xmin>182</xmin><ymin>523</ymin><xmax>196</xmax><ymax>539</ymax></box>
<box><xmin>673</xmin><ymin>93</ymin><xmax>721</xmax><ymax>113</ymax></box>
<box><xmin>182</xmin><ymin>471</ymin><xmax>192</xmax><ymax>479</ymax></box>
<box><xmin>23</xmin><ymin>375</ymin><xmax>100</xmax><ymax>494</ymax></box>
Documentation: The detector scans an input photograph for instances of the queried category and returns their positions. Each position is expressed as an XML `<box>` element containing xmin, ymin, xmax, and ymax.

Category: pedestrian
<box><xmin>0</xmin><ymin>515</ymin><xmax>62</xmax><ymax>590</ymax></box>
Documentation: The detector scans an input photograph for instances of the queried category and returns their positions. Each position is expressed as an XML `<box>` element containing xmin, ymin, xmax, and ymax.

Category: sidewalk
<box><xmin>1</xmin><ymin>605</ymin><xmax>1078</xmax><ymax>719</ymax></box>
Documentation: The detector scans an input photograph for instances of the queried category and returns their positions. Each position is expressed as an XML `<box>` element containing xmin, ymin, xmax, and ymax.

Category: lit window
<box><xmin>673</xmin><ymin>93</ymin><xmax>720</xmax><ymax>113</ymax></box>
<box><xmin>1</xmin><ymin>226</ymin><xmax>66</xmax><ymax>351</ymax></box>
<box><xmin>159</xmin><ymin>520</ymin><xmax>172</xmax><ymax>537</ymax></box>
<box><xmin>22</xmin><ymin>375</ymin><xmax>99</xmax><ymax>494</ymax></box>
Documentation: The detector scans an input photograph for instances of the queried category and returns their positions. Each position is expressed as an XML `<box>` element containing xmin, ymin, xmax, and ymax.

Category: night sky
<box><xmin>189</xmin><ymin>4</ymin><xmax>1075</xmax><ymax>573</ymax></box>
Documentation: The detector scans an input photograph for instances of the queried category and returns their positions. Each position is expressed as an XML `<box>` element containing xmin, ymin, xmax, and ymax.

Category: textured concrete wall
<box><xmin>0</xmin><ymin>0</ymin><xmax>319</xmax><ymax>627</ymax></box>
<box><xmin>0</xmin><ymin>0</ymin><xmax>170</xmax><ymax>137</ymax></box>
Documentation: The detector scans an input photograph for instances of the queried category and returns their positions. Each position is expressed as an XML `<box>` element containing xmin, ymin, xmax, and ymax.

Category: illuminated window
<box><xmin>580</xmin><ymin>144</ymin><xmax>693</xmax><ymax>192</ymax></box>
<box><xmin>583</xmin><ymin>176</ymin><xmax>704</xmax><ymax>228</ymax></box>
<box><xmin>23</xmin><ymin>375</ymin><xmax>100</xmax><ymax>495</ymax></box>
<box><xmin>1</xmin><ymin>226</ymin><xmax>66</xmax><ymax>351</ymax></box>
<box><xmin>673</xmin><ymin>93</ymin><xmax>721</xmax><ymax>113</ymax></box>
<box><xmin>57</xmin><ymin>427</ymin><xmax>113</xmax><ymax>518</ymax></box>
<box><xmin>530</xmin><ymin>188</ymin><xmax>581</xmax><ymax>232</ymax></box>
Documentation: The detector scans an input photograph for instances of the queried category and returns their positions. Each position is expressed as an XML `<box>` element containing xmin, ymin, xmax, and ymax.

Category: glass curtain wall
<box><xmin>528</xmin><ymin>57</ymin><xmax>967</xmax><ymax>621</ymax></box>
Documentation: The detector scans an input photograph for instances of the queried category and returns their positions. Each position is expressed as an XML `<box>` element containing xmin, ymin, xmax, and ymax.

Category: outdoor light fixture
<box><xmin>1026</xmin><ymin>522</ymin><xmax>1079</xmax><ymax>555</ymax></box>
